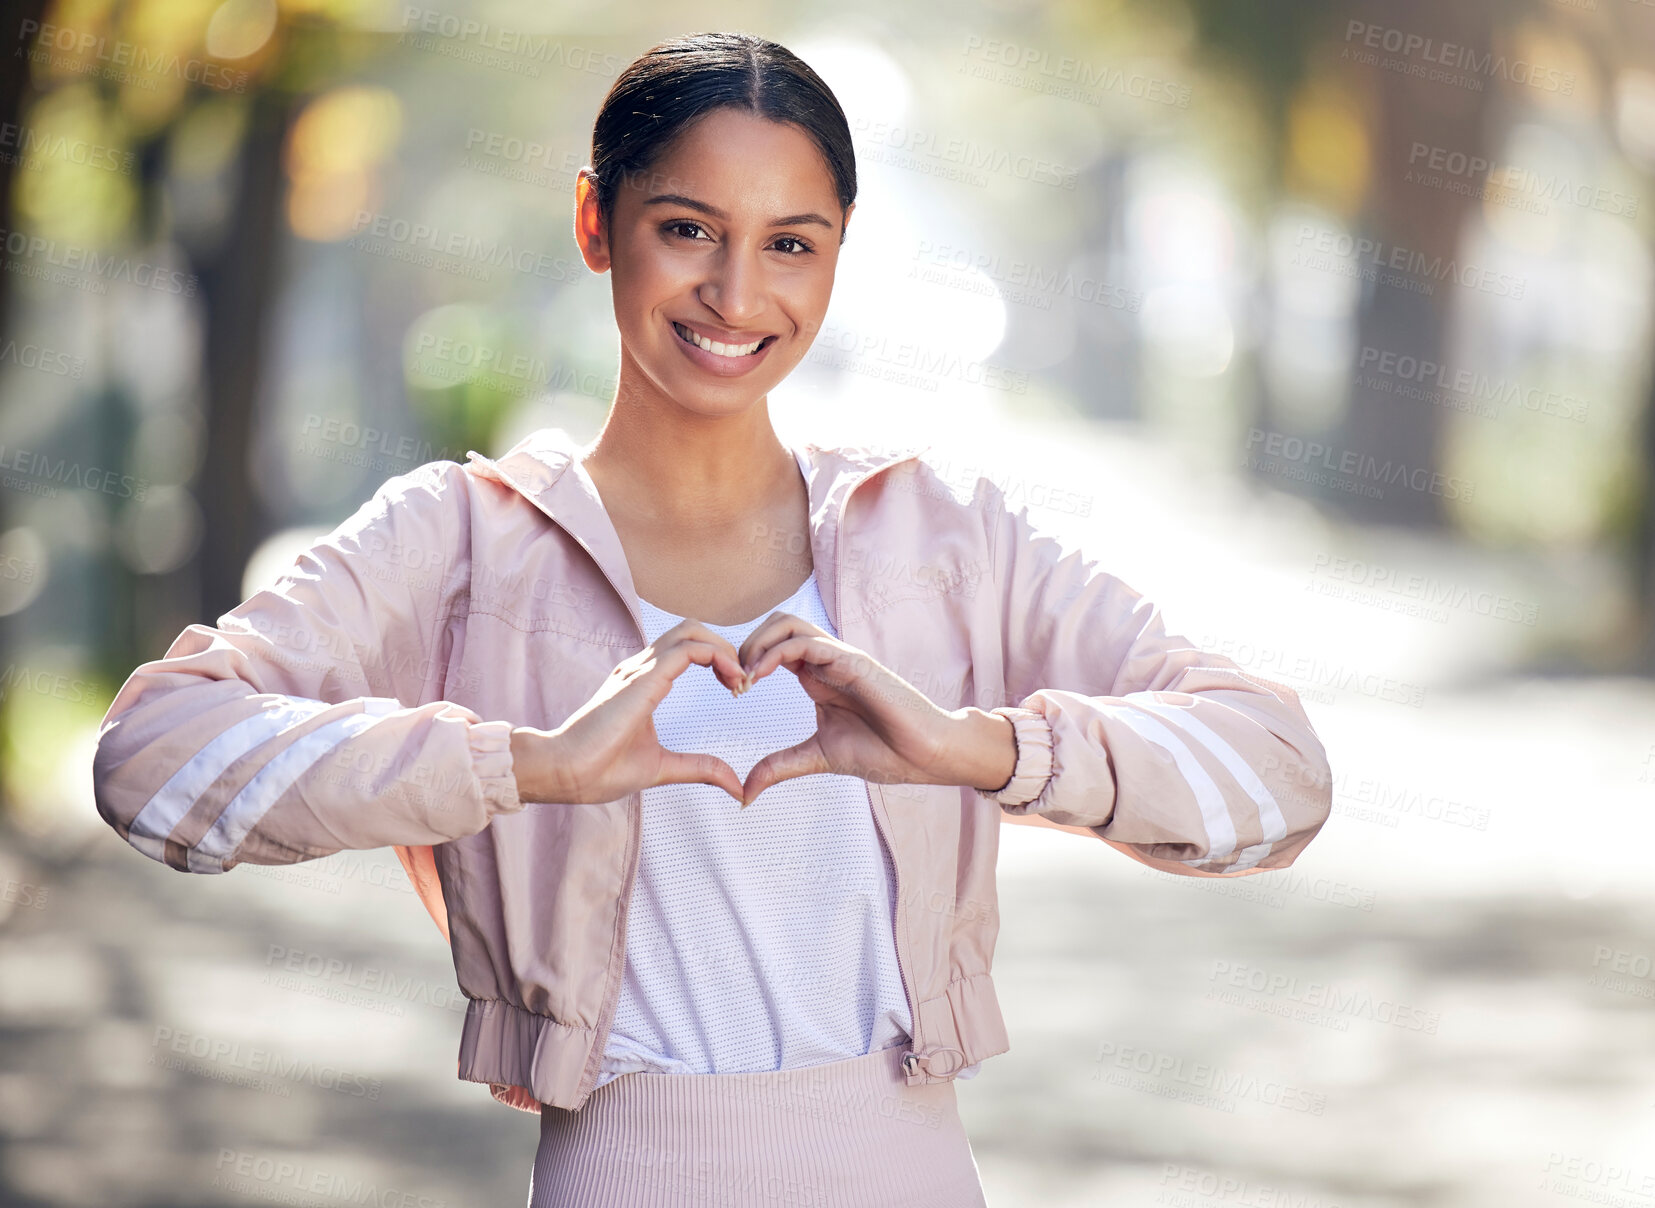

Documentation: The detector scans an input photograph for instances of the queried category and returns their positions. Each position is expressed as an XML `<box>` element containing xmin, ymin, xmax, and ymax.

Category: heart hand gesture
<box><xmin>732</xmin><ymin>612</ymin><xmax>970</xmax><ymax>808</ymax></box>
<box><xmin>508</xmin><ymin>613</ymin><xmax>1015</xmax><ymax>809</ymax></box>
<box><xmin>510</xmin><ymin>619</ymin><xmax>750</xmax><ymax>805</ymax></box>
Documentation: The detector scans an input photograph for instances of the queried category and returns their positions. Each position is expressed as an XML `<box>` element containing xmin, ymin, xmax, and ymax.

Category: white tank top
<box><xmin>594</xmin><ymin>451</ymin><xmax>981</xmax><ymax>1087</ymax></box>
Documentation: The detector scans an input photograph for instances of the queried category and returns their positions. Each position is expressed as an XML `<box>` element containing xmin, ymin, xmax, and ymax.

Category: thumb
<box><xmin>655</xmin><ymin>749</ymin><xmax>745</xmax><ymax>804</ymax></box>
<box><xmin>741</xmin><ymin>739</ymin><xmax>829</xmax><ymax>810</ymax></box>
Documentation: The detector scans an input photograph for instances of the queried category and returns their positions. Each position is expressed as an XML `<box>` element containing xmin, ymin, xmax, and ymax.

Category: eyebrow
<box><xmin>642</xmin><ymin>193</ymin><xmax>835</xmax><ymax>230</ymax></box>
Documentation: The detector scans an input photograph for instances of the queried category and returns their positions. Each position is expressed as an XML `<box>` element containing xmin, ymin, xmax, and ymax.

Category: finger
<box><xmin>649</xmin><ymin>636</ymin><xmax>748</xmax><ymax>696</ymax></box>
<box><xmin>736</xmin><ymin>613</ymin><xmax>819</xmax><ymax>677</ymax></box>
<box><xmin>743</xmin><ymin>634</ymin><xmax>842</xmax><ymax>687</ymax></box>
<box><xmin>741</xmin><ymin>737</ymin><xmax>829</xmax><ymax>809</ymax></box>
<box><xmin>663</xmin><ymin>620</ymin><xmax>746</xmax><ymax>680</ymax></box>
<box><xmin>655</xmin><ymin>749</ymin><xmax>745</xmax><ymax>804</ymax></box>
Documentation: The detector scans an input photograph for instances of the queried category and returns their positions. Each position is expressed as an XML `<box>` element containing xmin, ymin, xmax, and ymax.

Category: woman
<box><xmin>91</xmin><ymin>31</ymin><xmax>1335</xmax><ymax>1208</ymax></box>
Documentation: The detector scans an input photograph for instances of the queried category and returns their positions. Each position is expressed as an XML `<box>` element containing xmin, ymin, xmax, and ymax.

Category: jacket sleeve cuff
<box><xmin>468</xmin><ymin>718</ymin><xmax>524</xmax><ymax>816</ymax></box>
<box><xmin>976</xmin><ymin>706</ymin><xmax>1054</xmax><ymax>812</ymax></box>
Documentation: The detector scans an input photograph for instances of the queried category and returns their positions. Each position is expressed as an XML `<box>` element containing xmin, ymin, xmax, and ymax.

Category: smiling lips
<box><xmin>672</xmin><ymin>320</ymin><xmax>777</xmax><ymax>359</ymax></box>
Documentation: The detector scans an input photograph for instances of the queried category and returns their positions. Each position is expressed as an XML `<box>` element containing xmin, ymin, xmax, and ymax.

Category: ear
<box><xmin>575</xmin><ymin>168</ymin><xmax>611</xmax><ymax>272</ymax></box>
<box><xmin>840</xmin><ymin>200</ymin><xmax>855</xmax><ymax>246</ymax></box>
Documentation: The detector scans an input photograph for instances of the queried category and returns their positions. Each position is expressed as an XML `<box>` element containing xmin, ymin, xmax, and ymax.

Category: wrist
<box><xmin>946</xmin><ymin>707</ymin><xmax>1020</xmax><ymax>792</ymax></box>
<box><xmin>510</xmin><ymin>726</ymin><xmax>566</xmax><ymax>804</ymax></box>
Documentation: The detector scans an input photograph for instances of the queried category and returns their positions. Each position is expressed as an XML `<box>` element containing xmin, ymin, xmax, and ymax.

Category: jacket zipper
<box><xmin>470</xmin><ymin>447</ymin><xmax>925</xmax><ymax>1101</ymax></box>
<box><xmin>835</xmin><ymin>465</ymin><xmax>921</xmax><ymax>1079</ymax></box>
<box><xmin>465</xmin><ymin>451</ymin><xmax>648</xmax><ymax>1109</ymax></box>
<box><xmin>576</xmin><ymin>595</ymin><xmax>650</xmax><ymax>1106</ymax></box>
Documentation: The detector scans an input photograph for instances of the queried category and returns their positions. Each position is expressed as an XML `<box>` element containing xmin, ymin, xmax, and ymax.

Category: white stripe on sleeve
<box><xmin>1128</xmin><ymin>698</ymin><xmax>1288</xmax><ymax>872</ymax></box>
<box><xmin>128</xmin><ymin>697</ymin><xmax>338</xmax><ymax>864</ymax></box>
<box><xmin>188</xmin><ymin>698</ymin><xmax>405</xmax><ymax>872</ymax></box>
<box><xmin>1104</xmin><ymin>702</ymin><xmax>1237</xmax><ymax>864</ymax></box>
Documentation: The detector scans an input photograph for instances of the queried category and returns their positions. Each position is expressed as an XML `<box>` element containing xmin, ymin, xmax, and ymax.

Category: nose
<box><xmin>696</xmin><ymin>241</ymin><xmax>766</xmax><ymax>327</ymax></box>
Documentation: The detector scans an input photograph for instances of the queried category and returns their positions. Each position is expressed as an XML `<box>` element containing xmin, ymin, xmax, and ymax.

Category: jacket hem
<box><xmin>903</xmin><ymin>970</ymin><xmax>1011</xmax><ymax>1086</ymax></box>
<box><xmin>456</xmin><ymin>996</ymin><xmax>596</xmax><ymax>1111</ymax></box>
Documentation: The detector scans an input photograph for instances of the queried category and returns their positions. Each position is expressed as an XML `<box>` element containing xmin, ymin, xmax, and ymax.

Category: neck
<box><xmin>577</xmin><ymin>395</ymin><xmax>800</xmax><ymax>529</ymax></box>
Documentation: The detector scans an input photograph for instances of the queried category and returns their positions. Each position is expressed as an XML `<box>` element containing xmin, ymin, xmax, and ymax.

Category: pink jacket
<box><xmin>91</xmin><ymin>425</ymin><xmax>1334</xmax><ymax>1113</ymax></box>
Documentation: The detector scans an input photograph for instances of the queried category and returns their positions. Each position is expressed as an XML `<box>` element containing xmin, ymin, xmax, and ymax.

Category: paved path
<box><xmin>5</xmin><ymin>718</ymin><xmax>1653</xmax><ymax>1208</ymax></box>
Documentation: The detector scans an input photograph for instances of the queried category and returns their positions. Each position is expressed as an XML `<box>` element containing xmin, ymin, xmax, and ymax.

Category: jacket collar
<box><xmin>464</xmin><ymin>426</ymin><xmax>931</xmax><ymax>633</ymax></box>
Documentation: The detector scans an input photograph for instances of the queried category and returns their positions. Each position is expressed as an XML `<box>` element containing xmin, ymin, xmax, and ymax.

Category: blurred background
<box><xmin>1</xmin><ymin>0</ymin><xmax>1653</xmax><ymax>1204</ymax></box>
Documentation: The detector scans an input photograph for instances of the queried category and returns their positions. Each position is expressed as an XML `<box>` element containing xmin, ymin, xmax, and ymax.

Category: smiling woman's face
<box><xmin>575</xmin><ymin>106</ymin><xmax>853</xmax><ymax>419</ymax></box>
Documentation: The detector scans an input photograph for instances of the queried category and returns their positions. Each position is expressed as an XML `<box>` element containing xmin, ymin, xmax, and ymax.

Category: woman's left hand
<box><xmin>733</xmin><ymin>612</ymin><xmax>1008</xmax><ymax>808</ymax></box>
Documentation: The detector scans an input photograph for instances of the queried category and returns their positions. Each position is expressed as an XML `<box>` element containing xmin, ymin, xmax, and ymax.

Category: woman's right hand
<box><xmin>509</xmin><ymin>620</ymin><xmax>751</xmax><ymax>805</ymax></box>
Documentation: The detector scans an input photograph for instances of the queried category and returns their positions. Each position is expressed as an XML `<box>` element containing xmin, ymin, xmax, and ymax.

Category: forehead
<box><xmin>626</xmin><ymin>107</ymin><xmax>839</xmax><ymax>211</ymax></box>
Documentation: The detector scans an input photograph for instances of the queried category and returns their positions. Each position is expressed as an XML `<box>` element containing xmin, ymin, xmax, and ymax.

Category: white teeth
<box><xmin>674</xmin><ymin>322</ymin><xmax>765</xmax><ymax>357</ymax></box>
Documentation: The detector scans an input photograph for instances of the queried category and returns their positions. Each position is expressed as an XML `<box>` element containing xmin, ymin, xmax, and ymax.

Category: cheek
<box><xmin>608</xmin><ymin>235</ymin><xmax>681</xmax><ymax>304</ymax></box>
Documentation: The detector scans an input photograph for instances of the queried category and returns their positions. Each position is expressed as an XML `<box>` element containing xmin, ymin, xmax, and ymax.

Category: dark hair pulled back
<box><xmin>588</xmin><ymin>32</ymin><xmax>857</xmax><ymax>244</ymax></box>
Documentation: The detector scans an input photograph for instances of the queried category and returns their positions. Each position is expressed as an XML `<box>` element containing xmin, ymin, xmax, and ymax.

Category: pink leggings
<box><xmin>527</xmin><ymin>1042</ymin><xmax>989</xmax><ymax>1207</ymax></box>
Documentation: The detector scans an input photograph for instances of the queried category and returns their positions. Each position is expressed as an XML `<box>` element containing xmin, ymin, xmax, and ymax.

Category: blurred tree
<box><xmin>194</xmin><ymin>89</ymin><xmax>293</xmax><ymax>624</ymax></box>
<box><xmin>1182</xmin><ymin>0</ymin><xmax>1496</xmax><ymax>527</ymax></box>
<box><xmin>0</xmin><ymin>0</ymin><xmax>59</xmax><ymax>827</ymax></box>
<box><xmin>0</xmin><ymin>0</ymin><xmax>52</xmax><ymax>342</ymax></box>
